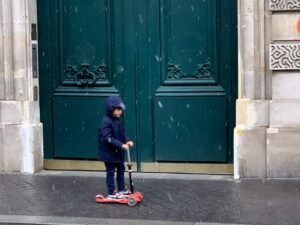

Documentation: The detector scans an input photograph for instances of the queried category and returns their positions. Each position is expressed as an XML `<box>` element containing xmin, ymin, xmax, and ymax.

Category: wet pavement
<box><xmin>0</xmin><ymin>172</ymin><xmax>299</xmax><ymax>225</ymax></box>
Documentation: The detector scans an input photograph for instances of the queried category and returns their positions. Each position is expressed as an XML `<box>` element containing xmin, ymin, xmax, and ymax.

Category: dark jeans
<box><xmin>104</xmin><ymin>162</ymin><xmax>125</xmax><ymax>195</ymax></box>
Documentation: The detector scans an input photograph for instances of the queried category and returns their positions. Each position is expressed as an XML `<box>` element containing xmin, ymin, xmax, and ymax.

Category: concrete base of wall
<box><xmin>267</xmin><ymin>128</ymin><xmax>300</xmax><ymax>178</ymax></box>
<box><xmin>0</xmin><ymin>123</ymin><xmax>43</xmax><ymax>173</ymax></box>
<box><xmin>234</xmin><ymin>126</ymin><xmax>267</xmax><ymax>179</ymax></box>
<box><xmin>236</xmin><ymin>99</ymin><xmax>270</xmax><ymax>127</ymax></box>
<box><xmin>0</xmin><ymin>100</ymin><xmax>43</xmax><ymax>173</ymax></box>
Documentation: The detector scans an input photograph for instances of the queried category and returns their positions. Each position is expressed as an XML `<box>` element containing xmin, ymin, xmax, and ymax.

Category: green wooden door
<box><xmin>38</xmin><ymin>0</ymin><xmax>237</xmax><ymax>168</ymax></box>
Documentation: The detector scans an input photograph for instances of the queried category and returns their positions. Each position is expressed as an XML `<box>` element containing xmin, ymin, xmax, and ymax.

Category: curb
<box><xmin>0</xmin><ymin>215</ymin><xmax>247</xmax><ymax>225</ymax></box>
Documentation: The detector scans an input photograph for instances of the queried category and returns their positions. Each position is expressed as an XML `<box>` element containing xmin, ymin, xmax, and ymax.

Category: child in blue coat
<box><xmin>98</xmin><ymin>96</ymin><xmax>134</xmax><ymax>199</ymax></box>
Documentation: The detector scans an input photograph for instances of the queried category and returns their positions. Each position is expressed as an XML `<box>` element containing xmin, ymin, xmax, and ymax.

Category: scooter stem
<box><xmin>126</xmin><ymin>148</ymin><xmax>132</xmax><ymax>165</ymax></box>
<box><xmin>126</xmin><ymin>149</ymin><xmax>134</xmax><ymax>193</ymax></box>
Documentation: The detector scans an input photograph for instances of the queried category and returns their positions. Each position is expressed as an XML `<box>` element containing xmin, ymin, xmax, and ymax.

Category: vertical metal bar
<box><xmin>126</xmin><ymin>149</ymin><xmax>134</xmax><ymax>193</ymax></box>
<box><xmin>127</xmin><ymin>149</ymin><xmax>132</xmax><ymax>164</ymax></box>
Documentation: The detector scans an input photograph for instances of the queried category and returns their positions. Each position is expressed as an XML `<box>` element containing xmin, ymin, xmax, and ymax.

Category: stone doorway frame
<box><xmin>2</xmin><ymin>0</ymin><xmax>300</xmax><ymax>178</ymax></box>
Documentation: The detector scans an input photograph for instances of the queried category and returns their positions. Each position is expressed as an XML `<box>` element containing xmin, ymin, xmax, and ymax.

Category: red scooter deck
<box><xmin>96</xmin><ymin>192</ymin><xmax>143</xmax><ymax>206</ymax></box>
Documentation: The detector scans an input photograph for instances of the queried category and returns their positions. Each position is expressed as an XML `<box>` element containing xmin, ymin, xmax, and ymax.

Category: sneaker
<box><xmin>118</xmin><ymin>189</ymin><xmax>131</xmax><ymax>196</ymax></box>
<box><xmin>107</xmin><ymin>193</ymin><xmax>124</xmax><ymax>200</ymax></box>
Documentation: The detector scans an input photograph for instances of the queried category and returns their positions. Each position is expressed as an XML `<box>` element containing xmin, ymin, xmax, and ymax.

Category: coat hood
<box><xmin>105</xmin><ymin>96</ymin><xmax>126</xmax><ymax>116</ymax></box>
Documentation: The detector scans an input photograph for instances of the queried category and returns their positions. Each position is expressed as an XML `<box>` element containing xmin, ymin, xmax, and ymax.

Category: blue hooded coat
<box><xmin>97</xmin><ymin>96</ymin><xmax>129</xmax><ymax>162</ymax></box>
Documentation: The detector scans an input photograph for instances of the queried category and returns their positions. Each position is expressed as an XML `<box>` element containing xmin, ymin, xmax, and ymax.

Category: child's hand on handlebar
<box><xmin>126</xmin><ymin>141</ymin><xmax>134</xmax><ymax>148</ymax></box>
<box><xmin>122</xmin><ymin>144</ymin><xmax>129</xmax><ymax>151</ymax></box>
<box><xmin>122</xmin><ymin>141</ymin><xmax>134</xmax><ymax>150</ymax></box>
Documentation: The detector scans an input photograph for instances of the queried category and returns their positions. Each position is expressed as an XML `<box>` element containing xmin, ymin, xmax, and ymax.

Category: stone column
<box><xmin>234</xmin><ymin>0</ymin><xmax>271</xmax><ymax>178</ymax></box>
<box><xmin>0</xmin><ymin>0</ymin><xmax>43</xmax><ymax>173</ymax></box>
<box><xmin>267</xmin><ymin>1</ymin><xmax>300</xmax><ymax>178</ymax></box>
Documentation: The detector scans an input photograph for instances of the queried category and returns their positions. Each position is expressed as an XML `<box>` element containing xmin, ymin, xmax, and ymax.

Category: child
<box><xmin>98</xmin><ymin>96</ymin><xmax>134</xmax><ymax>199</ymax></box>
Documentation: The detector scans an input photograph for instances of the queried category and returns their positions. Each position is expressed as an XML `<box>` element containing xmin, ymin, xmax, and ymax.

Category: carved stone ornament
<box><xmin>269</xmin><ymin>0</ymin><xmax>300</xmax><ymax>11</ymax></box>
<box><xmin>63</xmin><ymin>60</ymin><xmax>107</xmax><ymax>86</ymax></box>
<box><xmin>270</xmin><ymin>44</ymin><xmax>300</xmax><ymax>70</ymax></box>
<box><xmin>167</xmin><ymin>58</ymin><xmax>212</xmax><ymax>80</ymax></box>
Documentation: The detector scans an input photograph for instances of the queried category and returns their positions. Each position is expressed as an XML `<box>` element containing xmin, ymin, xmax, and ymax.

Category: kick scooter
<box><xmin>95</xmin><ymin>148</ymin><xmax>143</xmax><ymax>206</ymax></box>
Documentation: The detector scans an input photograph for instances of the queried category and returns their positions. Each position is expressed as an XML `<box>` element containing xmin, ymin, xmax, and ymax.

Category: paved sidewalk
<box><xmin>0</xmin><ymin>171</ymin><xmax>299</xmax><ymax>225</ymax></box>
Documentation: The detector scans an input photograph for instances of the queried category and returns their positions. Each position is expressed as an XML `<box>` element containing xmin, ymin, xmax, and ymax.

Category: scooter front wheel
<box><xmin>134</xmin><ymin>192</ymin><xmax>143</xmax><ymax>200</ymax></box>
<box><xmin>127</xmin><ymin>197</ymin><xmax>137</xmax><ymax>206</ymax></box>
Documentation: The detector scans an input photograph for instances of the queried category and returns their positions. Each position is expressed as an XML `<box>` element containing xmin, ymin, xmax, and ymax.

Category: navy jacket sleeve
<box><xmin>101</xmin><ymin>119</ymin><xmax>124</xmax><ymax>150</ymax></box>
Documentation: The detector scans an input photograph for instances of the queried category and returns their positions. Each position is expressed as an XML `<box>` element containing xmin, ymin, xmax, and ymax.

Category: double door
<box><xmin>38</xmin><ymin>0</ymin><xmax>237</xmax><ymax>170</ymax></box>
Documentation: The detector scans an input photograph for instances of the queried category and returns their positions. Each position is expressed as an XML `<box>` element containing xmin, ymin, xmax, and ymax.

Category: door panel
<box><xmin>53</xmin><ymin>96</ymin><xmax>104</xmax><ymax>158</ymax></box>
<box><xmin>161</xmin><ymin>0</ymin><xmax>217</xmax><ymax>85</ymax></box>
<box><xmin>154</xmin><ymin>96</ymin><xmax>227</xmax><ymax>162</ymax></box>
<box><xmin>59</xmin><ymin>0</ymin><xmax>112</xmax><ymax>87</ymax></box>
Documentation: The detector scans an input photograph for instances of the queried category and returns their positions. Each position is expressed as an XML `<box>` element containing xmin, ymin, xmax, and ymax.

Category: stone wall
<box><xmin>0</xmin><ymin>0</ymin><xmax>43</xmax><ymax>173</ymax></box>
<box><xmin>267</xmin><ymin>0</ymin><xmax>300</xmax><ymax>177</ymax></box>
<box><xmin>235</xmin><ymin>0</ymin><xmax>300</xmax><ymax>178</ymax></box>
